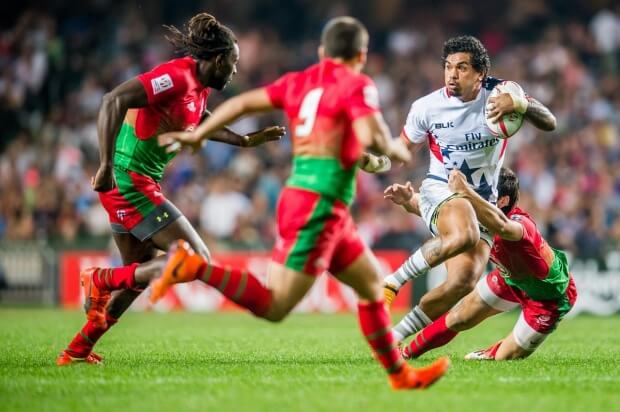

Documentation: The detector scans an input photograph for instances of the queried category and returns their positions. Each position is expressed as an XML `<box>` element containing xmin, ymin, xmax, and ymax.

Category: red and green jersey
<box><xmin>490</xmin><ymin>207</ymin><xmax>571</xmax><ymax>301</ymax></box>
<box><xmin>114</xmin><ymin>57</ymin><xmax>210</xmax><ymax>181</ymax></box>
<box><xmin>264</xmin><ymin>59</ymin><xmax>380</xmax><ymax>205</ymax></box>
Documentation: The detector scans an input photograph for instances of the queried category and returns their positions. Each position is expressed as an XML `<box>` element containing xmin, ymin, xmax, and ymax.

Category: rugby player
<box><xmin>57</xmin><ymin>13</ymin><xmax>284</xmax><ymax>365</ymax></box>
<box><xmin>388</xmin><ymin>169</ymin><xmax>577</xmax><ymax>360</ymax></box>
<box><xmin>383</xmin><ymin>36</ymin><xmax>557</xmax><ymax>343</ymax></box>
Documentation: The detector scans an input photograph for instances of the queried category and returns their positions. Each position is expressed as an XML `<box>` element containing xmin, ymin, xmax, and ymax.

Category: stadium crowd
<box><xmin>1</xmin><ymin>0</ymin><xmax>619</xmax><ymax>268</ymax></box>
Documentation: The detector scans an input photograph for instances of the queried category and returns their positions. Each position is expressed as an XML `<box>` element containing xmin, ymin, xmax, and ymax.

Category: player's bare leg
<box><xmin>384</xmin><ymin>197</ymin><xmax>483</xmax><ymax>306</ymax></box>
<box><xmin>419</xmin><ymin>240</ymin><xmax>490</xmax><ymax>318</ymax></box>
<box><xmin>492</xmin><ymin>333</ymin><xmax>533</xmax><ymax>360</ymax></box>
<box><xmin>261</xmin><ymin>263</ymin><xmax>316</xmax><ymax>322</ymax></box>
<box><xmin>467</xmin><ymin>312</ymin><xmax>544</xmax><ymax>361</ymax></box>
<box><xmin>391</xmin><ymin>209</ymin><xmax>490</xmax><ymax>342</ymax></box>
<box><xmin>465</xmin><ymin>334</ymin><xmax>533</xmax><ymax>361</ymax></box>
<box><xmin>335</xmin><ymin>248</ymin><xmax>449</xmax><ymax>390</ymax></box>
<box><xmin>403</xmin><ymin>289</ymin><xmax>501</xmax><ymax>359</ymax></box>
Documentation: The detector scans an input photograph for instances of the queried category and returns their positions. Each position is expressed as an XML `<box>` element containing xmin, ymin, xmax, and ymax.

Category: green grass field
<box><xmin>1</xmin><ymin>309</ymin><xmax>619</xmax><ymax>412</ymax></box>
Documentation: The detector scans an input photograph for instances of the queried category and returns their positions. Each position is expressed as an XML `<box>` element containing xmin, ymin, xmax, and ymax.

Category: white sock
<box><xmin>392</xmin><ymin>305</ymin><xmax>433</xmax><ymax>342</ymax></box>
<box><xmin>384</xmin><ymin>249</ymin><xmax>430</xmax><ymax>290</ymax></box>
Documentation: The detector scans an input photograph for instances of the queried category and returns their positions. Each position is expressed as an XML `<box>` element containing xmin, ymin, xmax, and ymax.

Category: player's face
<box><xmin>444</xmin><ymin>52</ymin><xmax>484</xmax><ymax>99</ymax></box>
<box><xmin>211</xmin><ymin>43</ymin><xmax>240</xmax><ymax>90</ymax></box>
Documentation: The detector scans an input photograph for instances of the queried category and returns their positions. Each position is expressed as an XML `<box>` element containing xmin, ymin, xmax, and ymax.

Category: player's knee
<box><xmin>457</xmin><ymin>226</ymin><xmax>480</xmax><ymax>251</ymax></box>
<box><xmin>443</xmin><ymin>227</ymin><xmax>479</xmax><ymax>255</ymax></box>
<box><xmin>263</xmin><ymin>310</ymin><xmax>288</xmax><ymax>323</ymax></box>
<box><xmin>262</xmin><ymin>302</ymin><xmax>291</xmax><ymax>323</ymax></box>
<box><xmin>447</xmin><ymin>310</ymin><xmax>476</xmax><ymax>331</ymax></box>
<box><xmin>444</xmin><ymin>276</ymin><xmax>477</xmax><ymax>300</ymax></box>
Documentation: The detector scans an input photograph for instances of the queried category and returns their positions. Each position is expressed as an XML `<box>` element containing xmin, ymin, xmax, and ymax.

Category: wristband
<box><xmin>511</xmin><ymin>94</ymin><xmax>528</xmax><ymax>115</ymax></box>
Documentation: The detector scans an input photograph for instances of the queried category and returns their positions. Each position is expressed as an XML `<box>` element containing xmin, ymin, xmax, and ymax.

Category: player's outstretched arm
<box><xmin>94</xmin><ymin>78</ymin><xmax>149</xmax><ymax>192</ymax></box>
<box><xmin>201</xmin><ymin>109</ymin><xmax>285</xmax><ymax>148</ymax></box>
<box><xmin>448</xmin><ymin>170</ymin><xmax>523</xmax><ymax>241</ymax></box>
<box><xmin>159</xmin><ymin>88</ymin><xmax>279</xmax><ymax>152</ymax></box>
<box><xmin>352</xmin><ymin>113</ymin><xmax>412</xmax><ymax>164</ymax></box>
<box><xmin>383</xmin><ymin>182</ymin><xmax>421</xmax><ymax>216</ymax></box>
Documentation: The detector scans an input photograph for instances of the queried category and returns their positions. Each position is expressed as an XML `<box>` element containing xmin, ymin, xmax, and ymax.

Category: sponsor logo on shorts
<box><xmin>187</xmin><ymin>101</ymin><xmax>196</xmax><ymax>112</ymax></box>
<box><xmin>116</xmin><ymin>210</ymin><xmax>127</xmax><ymax>221</ymax></box>
<box><xmin>536</xmin><ymin>314</ymin><xmax>551</xmax><ymax>327</ymax></box>
<box><xmin>151</xmin><ymin>74</ymin><xmax>174</xmax><ymax>95</ymax></box>
<box><xmin>155</xmin><ymin>212</ymin><xmax>170</xmax><ymax>223</ymax></box>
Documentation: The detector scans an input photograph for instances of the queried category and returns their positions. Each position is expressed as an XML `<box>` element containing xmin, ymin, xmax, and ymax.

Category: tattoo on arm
<box><xmin>524</xmin><ymin>98</ymin><xmax>556</xmax><ymax>131</ymax></box>
<box><xmin>421</xmin><ymin>237</ymin><xmax>443</xmax><ymax>266</ymax></box>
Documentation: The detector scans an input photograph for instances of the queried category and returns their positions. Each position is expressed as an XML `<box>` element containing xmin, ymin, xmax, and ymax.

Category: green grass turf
<box><xmin>0</xmin><ymin>309</ymin><xmax>619</xmax><ymax>412</ymax></box>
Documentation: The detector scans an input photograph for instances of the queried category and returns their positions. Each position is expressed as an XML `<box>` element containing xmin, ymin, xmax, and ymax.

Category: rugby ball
<box><xmin>485</xmin><ymin>81</ymin><xmax>525</xmax><ymax>139</ymax></box>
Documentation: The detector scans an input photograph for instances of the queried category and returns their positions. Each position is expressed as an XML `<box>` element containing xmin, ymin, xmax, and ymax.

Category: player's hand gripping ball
<box><xmin>485</xmin><ymin>81</ymin><xmax>526</xmax><ymax>139</ymax></box>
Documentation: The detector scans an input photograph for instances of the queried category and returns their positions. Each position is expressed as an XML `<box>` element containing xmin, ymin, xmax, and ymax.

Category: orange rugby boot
<box><xmin>56</xmin><ymin>350</ymin><xmax>103</xmax><ymax>366</ymax></box>
<box><xmin>81</xmin><ymin>268</ymin><xmax>111</xmax><ymax>329</ymax></box>
<box><xmin>389</xmin><ymin>357</ymin><xmax>450</xmax><ymax>390</ymax></box>
<box><xmin>149</xmin><ymin>240</ymin><xmax>205</xmax><ymax>304</ymax></box>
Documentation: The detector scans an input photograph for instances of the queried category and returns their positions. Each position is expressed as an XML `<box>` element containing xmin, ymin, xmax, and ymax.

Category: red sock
<box><xmin>405</xmin><ymin>312</ymin><xmax>458</xmax><ymax>358</ymax></box>
<box><xmin>358</xmin><ymin>301</ymin><xmax>404</xmax><ymax>375</ymax></box>
<box><xmin>200</xmin><ymin>263</ymin><xmax>272</xmax><ymax>317</ymax></box>
<box><xmin>65</xmin><ymin>313</ymin><xmax>118</xmax><ymax>357</ymax></box>
<box><xmin>93</xmin><ymin>264</ymin><xmax>138</xmax><ymax>291</ymax></box>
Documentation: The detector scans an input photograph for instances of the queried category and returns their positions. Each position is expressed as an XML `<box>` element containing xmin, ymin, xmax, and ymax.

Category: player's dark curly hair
<box><xmin>498</xmin><ymin>167</ymin><xmax>519</xmax><ymax>214</ymax></box>
<box><xmin>164</xmin><ymin>13</ymin><xmax>236</xmax><ymax>60</ymax></box>
<box><xmin>442</xmin><ymin>35</ymin><xmax>490</xmax><ymax>76</ymax></box>
<box><xmin>321</xmin><ymin>16</ymin><xmax>368</xmax><ymax>60</ymax></box>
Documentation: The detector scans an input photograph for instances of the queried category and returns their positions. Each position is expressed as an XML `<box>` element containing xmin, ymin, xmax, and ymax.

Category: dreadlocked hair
<box><xmin>164</xmin><ymin>13</ymin><xmax>236</xmax><ymax>60</ymax></box>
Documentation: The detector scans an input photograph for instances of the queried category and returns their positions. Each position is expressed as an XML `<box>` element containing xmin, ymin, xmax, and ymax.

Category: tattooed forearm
<box><xmin>421</xmin><ymin>237</ymin><xmax>444</xmax><ymax>266</ymax></box>
<box><xmin>524</xmin><ymin>98</ymin><xmax>556</xmax><ymax>131</ymax></box>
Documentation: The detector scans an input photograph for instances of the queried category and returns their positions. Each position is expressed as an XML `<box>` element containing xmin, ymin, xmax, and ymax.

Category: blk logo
<box><xmin>434</xmin><ymin>121</ymin><xmax>454</xmax><ymax>129</ymax></box>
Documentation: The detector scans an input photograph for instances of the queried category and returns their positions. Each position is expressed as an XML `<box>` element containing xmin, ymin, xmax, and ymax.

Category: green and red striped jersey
<box><xmin>265</xmin><ymin>59</ymin><xmax>380</xmax><ymax>205</ymax></box>
<box><xmin>114</xmin><ymin>57</ymin><xmax>210</xmax><ymax>181</ymax></box>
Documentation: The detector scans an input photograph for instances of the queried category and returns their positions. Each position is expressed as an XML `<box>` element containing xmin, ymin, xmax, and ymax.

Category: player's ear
<box><xmin>357</xmin><ymin>47</ymin><xmax>368</xmax><ymax>65</ymax></box>
<box><xmin>214</xmin><ymin>53</ymin><xmax>223</xmax><ymax>68</ymax></box>
<box><xmin>318</xmin><ymin>45</ymin><xmax>325</xmax><ymax>59</ymax></box>
<box><xmin>497</xmin><ymin>195</ymin><xmax>509</xmax><ymax>209</ymax></box>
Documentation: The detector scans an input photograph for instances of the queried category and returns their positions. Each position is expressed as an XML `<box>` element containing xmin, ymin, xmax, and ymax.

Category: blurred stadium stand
<box><xmin>1</xmin><ymin>0</ymin><xmax>619</xmax><ymax>311</ymax></box>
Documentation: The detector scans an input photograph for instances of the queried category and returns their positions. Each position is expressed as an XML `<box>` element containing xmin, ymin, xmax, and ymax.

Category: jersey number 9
<box><xmin>295</xmin><ymin>88</ymin><xmax>324</xmax><ymax>137</ymax></box>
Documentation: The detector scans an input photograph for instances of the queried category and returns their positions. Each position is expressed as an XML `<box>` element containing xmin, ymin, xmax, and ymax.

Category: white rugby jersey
<box><xmin>403</xmin><ymin>77</ymin><xmax>507</xmax><ymax>202</ymax></box>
